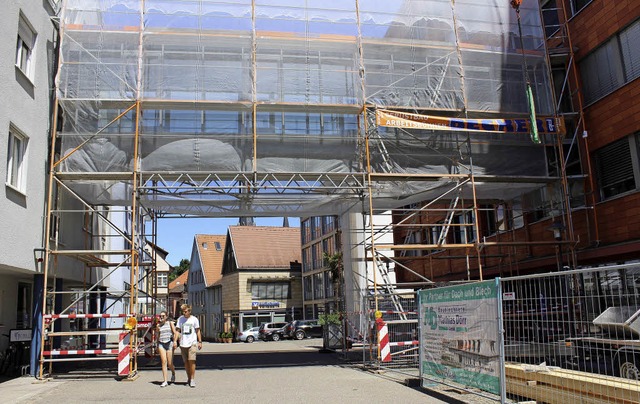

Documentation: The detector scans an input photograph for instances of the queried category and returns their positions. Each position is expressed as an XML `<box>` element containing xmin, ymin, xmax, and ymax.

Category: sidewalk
<box><xmin>0</xmin><ymin>341</ymin><xmax>450</xmax><ymax>403</ymax></box>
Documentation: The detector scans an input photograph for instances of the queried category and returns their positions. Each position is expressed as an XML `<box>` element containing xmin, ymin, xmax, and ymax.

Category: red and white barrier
<box><xmin>44</xmin><ymin>313</ymin><xmax>128</xmax><ymax>319</ymax></box>
<box><xmin>118</xmin><ymin>332</ymin><xmax>131</xmax><ymax>376</ymax></box>
<box><xmin>389</xmin><ymin>340</ymin><xmax>420</xmax><ymax>347</ymax></box>
<box><xmin>376</xmin><ymin>318</ymin><xmax>391</xmax><ymax>362</ymax></box>
<box><xmin>43</xmin><ymin>349</ymin><xmax>118</xmax><ymax>356</ymax></box>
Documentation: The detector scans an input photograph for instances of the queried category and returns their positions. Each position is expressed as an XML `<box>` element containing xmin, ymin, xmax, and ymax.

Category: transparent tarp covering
<box><xmin>56</xmin><ymin>0</ymin><xmax>555</xmax><ymax>215</ymax></box>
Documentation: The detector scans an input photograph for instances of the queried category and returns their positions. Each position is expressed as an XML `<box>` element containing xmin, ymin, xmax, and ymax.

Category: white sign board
<box><xmin>10</xmin><ymin>329</ymin><xmax>32</xmax><ymax>342</ymax></box>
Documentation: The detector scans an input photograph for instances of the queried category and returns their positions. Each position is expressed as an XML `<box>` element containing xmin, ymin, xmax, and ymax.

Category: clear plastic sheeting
<box><xmin>55</xmin><ymin>0</ymin><xmax>556</xmax><ymax>216</ymax></box>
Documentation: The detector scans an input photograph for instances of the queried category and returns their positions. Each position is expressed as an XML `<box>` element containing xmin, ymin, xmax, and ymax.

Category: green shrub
<box><xmin>318</xmin><ymin>313</ymin><xmax>341</xmax><ymax>325</ymax></box>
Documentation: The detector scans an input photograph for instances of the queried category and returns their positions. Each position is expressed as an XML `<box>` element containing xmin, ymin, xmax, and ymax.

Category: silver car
<box><xmin>237</xmin><ymin>326</ymin><xmax>260</xmax><ymax>343</ymax></box>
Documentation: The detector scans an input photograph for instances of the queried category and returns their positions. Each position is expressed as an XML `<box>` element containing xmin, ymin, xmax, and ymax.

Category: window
<box><xmin>580</xmin><ymin>19</ymin><xmax>640</xmax><ymax>104</ymax></box>
<box><xmin>452</xmin><ymin>212</ymin><xmax>475</xmax><ymax>244</ymax></box>
<box><xmin>251</xmin><ymin>282</ymin><xmax>290</xmax><ymax>300</ymax></box>
<box><xmin>214</xmin><ymin>241</ymin><xmax>221</xmax><ymax>251</ymax></box>
<box><xmin>571</xmin><ymin>0</ymin><xmax>593</xmax><ymax>16</ymax></box>
<box><xmin>6</xmin><ymin>125</ymin><xmax>28</xmax><ymax>192</ymax></box>
<box><xmin>16</xmin><ymin>14</ymin><xmax>36</xmax><ymax>79</ymax></box>
<box><xmin>541</xmin><ymin>0</ymin><xmax>560</xmax><ymax>39</ymax></box>
<box><xmin>595</xmin><ymin>135</ymin><xmax>640</xmax><ymax>199</ymax></box>
<box><xmin>313</xmin><ymin>273</ymin><xmax>324</xmax><ymax>300</ymax></box>
<box><xmin>158</xmin><ymin>273</ymin><xmax>168</xmax><ymax>287</ymax></box>
<box><xmin>303</xmin><ymin>276</ymin><xmax>312</xmax><ymax>300</ymax></box>
<box><xmin>17</xmin><ymin>283</ymin><xmax>32</xmax><ymax>329</ymax></box>
<box><xmin>511</xmin><ymin>200</ymin><xmax>525</xmax><ymax>229</ymax></box>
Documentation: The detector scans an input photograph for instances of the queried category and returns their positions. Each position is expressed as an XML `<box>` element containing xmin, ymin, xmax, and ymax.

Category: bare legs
<box><xmin>184</xmin><ymin>359</ymin><xmax>196</xmax><ymax>381</ymax></box>
<box><xmin>158</xmin><ymin>346</ymin><xmax>176</xmax><ymax>383</ymax></box>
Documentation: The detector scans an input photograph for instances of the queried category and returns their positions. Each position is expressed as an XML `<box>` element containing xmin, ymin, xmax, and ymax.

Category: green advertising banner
<box><xmin>419</xmin><ymin>280</ymin><xmax>502</xmax><ymax>395</ymax></box>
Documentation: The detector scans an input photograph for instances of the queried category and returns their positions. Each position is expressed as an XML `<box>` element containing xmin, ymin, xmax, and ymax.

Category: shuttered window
<box><xmin>580</xmin><ymin>19</ymin><xmax>640</xmax><ymax>104</ymax></box>
<box><xmin>16</xmin><ymin>14</ymin><xmax>36</xmax><ymax>79</ymax></box>
<box><xmin>620</xmin><ymin>21</ymin><xmax>640</xmax><ymax>83</ymax></box>
<box><xmin>595</xmin><ymin>136</ymin><xmax>638</xmax><ymax>199</ymax></box>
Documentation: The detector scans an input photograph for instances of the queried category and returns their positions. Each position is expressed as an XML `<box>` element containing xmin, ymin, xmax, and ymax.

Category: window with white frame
<box><xmin>6</xmin><ymin>125</ymin><xmax>28</xmax><ymax>192</ymax></box>
<box><xmin>157</xmin><ymin>273</ymin><xmax>168</xmax><ymax>287</ymax></box>
<box><xmin>16</xmin><ymin>14</ymin><xmax>36</xmax><ymax>79</ymax></box>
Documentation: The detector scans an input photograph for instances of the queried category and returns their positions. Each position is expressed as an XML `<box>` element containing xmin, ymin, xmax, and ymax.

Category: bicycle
<box><xmin>0</xmin><ymin>334</ymin><xmax>15</xmax><ymax>375</ymax></box>
<box><xmin>0</xmin><ymin>333</ymin><xmax>31</xmax><ymax>377</ymax></box>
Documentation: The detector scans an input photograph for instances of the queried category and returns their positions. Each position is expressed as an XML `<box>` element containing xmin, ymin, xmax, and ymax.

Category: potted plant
<box><xmin>224</xmin><ymin>332</ymin><xmax>233</xmax><ymax>343</ymax></box>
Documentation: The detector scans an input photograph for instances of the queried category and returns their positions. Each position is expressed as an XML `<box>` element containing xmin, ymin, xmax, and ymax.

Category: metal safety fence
<box><xmin>365</xmin><ymin>292</ymin><xmax>419</xmax><ymax>370</ymax></box>
<box><xmin>354</xmin><ymin>265</ymin><xmax>640</xmax><ymax>403</ymax></box>
<box><xmin>500</xmin><ymin>264</ymin><xmax>640</xmax><ymax>403</ymax></box>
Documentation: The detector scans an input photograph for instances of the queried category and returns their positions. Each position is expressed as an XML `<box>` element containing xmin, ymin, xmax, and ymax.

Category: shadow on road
<box><xmin>174</xmin><ymin>350</ymin><xmax>343</xmax><ymax>370</ymax></box>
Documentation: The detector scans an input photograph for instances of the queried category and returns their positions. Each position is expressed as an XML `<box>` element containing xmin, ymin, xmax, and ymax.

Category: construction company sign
<box><xmin>418</xmin><ymin>280</ymin><xmax>503</xmax><ymax>397</ymax></box>
<box><xmin>376</xmin><ymin>109</ymin><xmax>565</xmax><ymax>135</ymax></box>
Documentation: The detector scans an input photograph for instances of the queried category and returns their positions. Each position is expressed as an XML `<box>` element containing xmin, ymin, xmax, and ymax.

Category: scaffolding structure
<box><xmin>40</xmin><ymin>0</ymin><xmax>569</xmax><ymax>377</ymax></box>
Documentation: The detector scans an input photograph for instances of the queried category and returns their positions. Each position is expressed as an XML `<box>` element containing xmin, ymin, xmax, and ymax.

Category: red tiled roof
<box><xmin>169</xmin><ymin>271</ymin><xmax>188</xmax><ymax>293</ymax></box>
<box><xmin>228</xmin><ymin>226</ymin><xmax>301</xmax><ymax>269</ymax></box>
<box><xmin>195</xmin><ymin>234</ymin><xmax>226</xmax><ymax>286</ymax></box>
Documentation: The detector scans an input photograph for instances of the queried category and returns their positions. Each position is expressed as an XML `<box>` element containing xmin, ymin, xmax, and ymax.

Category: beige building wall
<box><xmin>221</xmin><ymin>271</ymin><xmax>302</xmax><ymax>316</ymax></box>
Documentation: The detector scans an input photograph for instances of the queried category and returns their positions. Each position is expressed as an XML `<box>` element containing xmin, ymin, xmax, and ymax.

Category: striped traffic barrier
<box><xmin>43</xmin><ymin>349</ymin><xmax>119</xmax><ymax>356</ymax></box>
<box><xmin>389</xmin><ymin>340</ymin><xmax>420</xmax><ymax>347</ymax></box>
<box><xmin>44</xmin><ymin>313</ymin><xmax>128</xmax><ymax>319</ymax></box>
<box><xmin>118</xmin><ymin>332</ymin><xmax>131</xmax><ymax>376</ymax></box>
<box><xmin>376</xmin><ymin>317</ymin><xmax>391</xmax><ymax>362</ymax></box>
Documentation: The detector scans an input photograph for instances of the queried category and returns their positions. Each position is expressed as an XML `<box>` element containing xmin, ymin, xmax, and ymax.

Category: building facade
<box><xmin>143</xmin><ymin>241</ymin><xmax>171</xmax><ymax>312</ymax></box>
<box><xmin>220</xmin><ymin>226</ymin><xmax>302</xmax><ymax>332</ymax></box>
<box><xmin>188</xmin><ymin>234</ymin><xmax>225</xmax><ymax>340</ymax></box>
<box><xmin>0</xmin><ymin>0</ymin><xmax>58</xmax><ymax>353</ymax></box>
<box><xmin>300</xmin><ymin>216</ymin><xmax>341</xmax><ymax>319</ymax></box>
<box><xmin>392</xmin><ymin>0</ymin><xmax>640</xmax><ymax>283</ymax></box>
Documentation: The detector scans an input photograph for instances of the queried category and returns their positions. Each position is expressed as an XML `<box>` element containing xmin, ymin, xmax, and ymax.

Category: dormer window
<box><xmin>215</xmin><ymin>241</ymin><xmax>221</xmax><ymax>251</ymax></box>
<box><xmin>202</xmin><ymin>242</ymin><xmax>208</xmax><ymax>249</ymax></box>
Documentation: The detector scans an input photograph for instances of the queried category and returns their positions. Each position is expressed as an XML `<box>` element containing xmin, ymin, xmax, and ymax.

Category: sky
<box><xmin>156</xmin><ymin>216</ymin><xmax>300</xmax><ymax>267</ymax></box>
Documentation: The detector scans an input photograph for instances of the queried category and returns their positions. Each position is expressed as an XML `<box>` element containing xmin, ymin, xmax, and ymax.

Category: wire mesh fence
<box><xmin>501</xmin><ymin>264</ymin><xmax>640</xmax><ymax>402</ymax></box>
<box><xmin>365</xmin><ymin>292</ymin><xmax>419</xmax><ymax>370</ymax></box>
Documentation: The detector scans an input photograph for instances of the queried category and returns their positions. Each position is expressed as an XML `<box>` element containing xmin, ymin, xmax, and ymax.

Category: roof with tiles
<box><xmin>168</xmin><ymin>271</ymin><xmax>188</xmax><ymax>293</ymax></box>
<box><xmin>228</xmin><ymin>226</ymin><xmax>301</xmax><ymax>269</ymax></box>
<box><xmin>194</xmin><ymin>234</ymin><xmax>226</xmax><ymax>287</ymax></box>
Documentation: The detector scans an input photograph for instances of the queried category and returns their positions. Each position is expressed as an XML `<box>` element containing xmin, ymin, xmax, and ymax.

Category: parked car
<box><xmin>258</xmin><ymin>322</ymin><xmax>288</xmax><ymax>341</ymax></box>
<box><xmin>286</xmin><ymin>319</ymin><xmax>323</xmax><ymax>340</ymax></box>
<box><xmin>237</xmin><ymin>326</ymin><xmax>260</xmax><ymax>343</ymax></box>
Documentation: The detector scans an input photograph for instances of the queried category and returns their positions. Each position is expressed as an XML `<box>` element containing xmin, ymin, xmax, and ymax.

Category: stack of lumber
<box><xmin>506</xmin><ymin>363</ymin><xmax>640</xmax><ymax>404</ymax></box>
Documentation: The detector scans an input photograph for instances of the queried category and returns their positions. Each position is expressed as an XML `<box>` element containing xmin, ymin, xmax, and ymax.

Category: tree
<box><xmin>169</xmin><ymin>258</ymin><xmax>190</xmax><ymax>282</ymax></box>
<box><xmin>324</xmin><ymin>252</ymin><xmax>343</xmax><ymax>285</ymax></box>
<box><xmin>324</xmin><ymin>251</ymin><xmax>343</xmax><ymax>310</ymax></box>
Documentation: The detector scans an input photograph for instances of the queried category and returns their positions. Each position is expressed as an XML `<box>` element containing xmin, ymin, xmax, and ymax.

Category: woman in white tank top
<box><xmin>155</xmin><ymin>310</ymin><xmax>177</xmax><ymax>387</ymax></box>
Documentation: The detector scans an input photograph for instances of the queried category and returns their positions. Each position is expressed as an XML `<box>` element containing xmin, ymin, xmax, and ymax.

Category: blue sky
<box><xmin>156</xmin><ymin>217</ymin><xmax>300</xmax><ymax>266</ymax></box>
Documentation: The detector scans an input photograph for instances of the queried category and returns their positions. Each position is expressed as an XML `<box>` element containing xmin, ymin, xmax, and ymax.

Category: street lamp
<box><xmin>548</xmin><ymin>221</ymin><xmax>565</xmax><ymax>271</ymax></box>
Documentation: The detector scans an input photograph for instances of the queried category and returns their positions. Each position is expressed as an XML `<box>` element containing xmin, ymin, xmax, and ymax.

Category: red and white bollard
<box><xmin>376</xmin><ymin>316</ymin><xmax>391</xmax><ymax>362</ymax></box>
<box><xmin>118</xmin><ymin>332</ymin><xmax>131</xmax><ymax>376</ymax></box>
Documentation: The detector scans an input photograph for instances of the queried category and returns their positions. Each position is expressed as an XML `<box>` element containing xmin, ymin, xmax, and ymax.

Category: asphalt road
<box><xmin>1</xmin><ymin>339</ymin><xmax>451</xmax><ymax>403</ymax></box>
